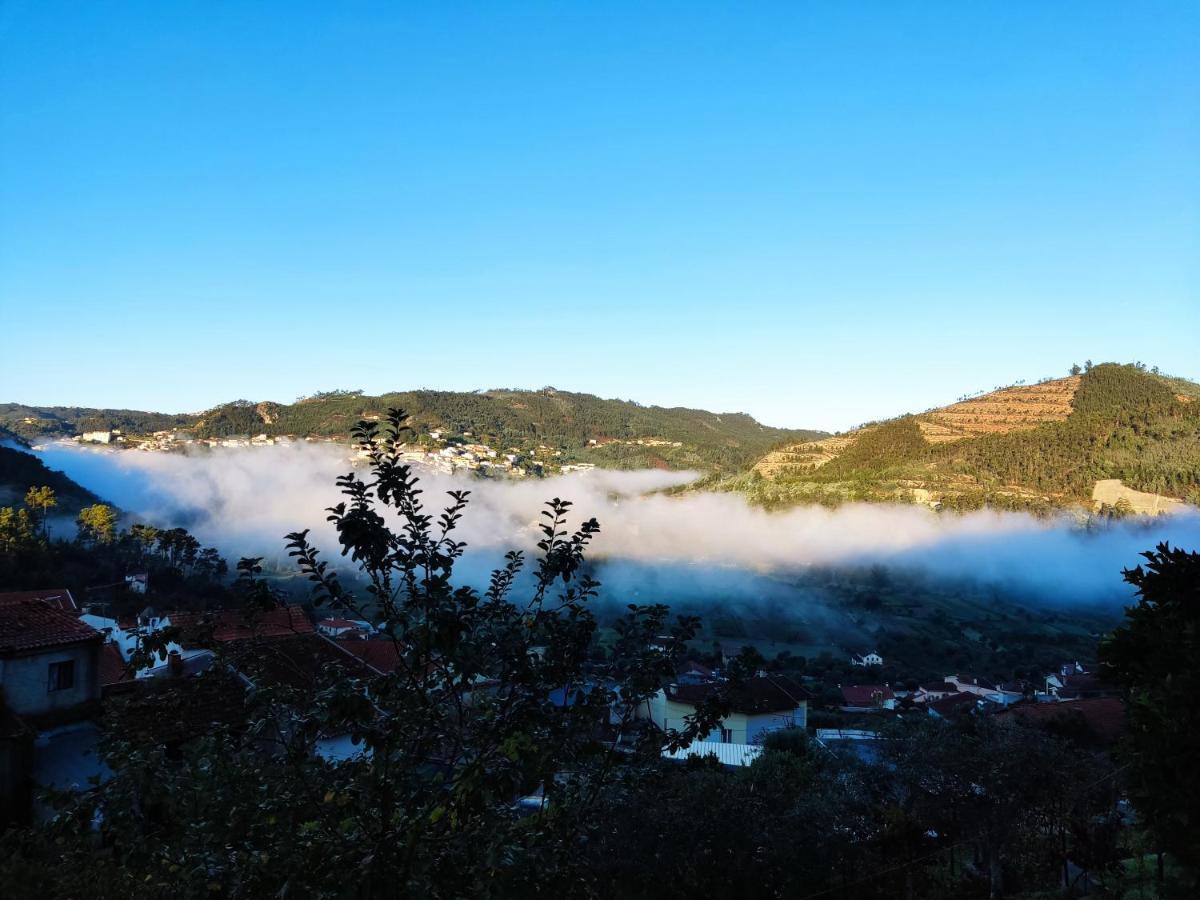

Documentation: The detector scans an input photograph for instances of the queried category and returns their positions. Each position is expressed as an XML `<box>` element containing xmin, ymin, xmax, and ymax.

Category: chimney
<box><xmin>168</xmin><ymin>649</ymin><xmax>183</xmax><ymax>677</ymax></box>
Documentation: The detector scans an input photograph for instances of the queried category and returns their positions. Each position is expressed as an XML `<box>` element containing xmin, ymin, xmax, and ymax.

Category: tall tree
<box><xmin>23</xmin><ymin>484</ymin><xmax>56</xmax><ymax>538</ymax></box>
<box><xmin>76</xmin><ymin>503</ymin><xmax>118</xmax><ymax>545</ymax></box>
<box><xmin>0</xmin><ymin>506</ymin><xmax>35</xmax><ymax>555</ymax></box>
<box><xmin>1099</xmin><ymin>543</ymin><xmax>1200</xmax><ymax>882</ymax></box>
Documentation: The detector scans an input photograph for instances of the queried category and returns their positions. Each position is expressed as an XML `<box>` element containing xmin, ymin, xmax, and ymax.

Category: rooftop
<box><xmin>667</xmin><ymin>675</ymin><xmax>809</xmax><ymax>714</ymax></box>
<box><xmin>165</xmin><ymin>605</ymin><xmax>315</xmax><ymax>645</ymax></box>
<box><xmin>104</xmin><ymin>669</ymin><xmax>250</xmax><ymax>749</ymax></box>
<box><xmin>927</xmin><ymin>692</ymin><xmax>980</xmax><ymax>717</ymax></box>
<box><xmin>841</xmin><ymin>684</ymin><xmax>895</xmax><ymax>706</ymax></box>
<box><xmin>224</xmin><ymin>633</ymin><xmax>378</xmax><ymax>690</ymax></box>
<box><xmin>918</xmin><ymin>682</ymin><xmax>956</xmax><ymax>693</ymax></box>
<box><xmin>0</xmin><ymin>598</ymin><xmax>102</xmax><ymax>655</ymax></box>
<box><xmin>997</xmin><ymin>697</ymin><xmax>1126</xmax><ymax>745</ymax></box>
<box><xmin>97</xmin><ymin>642</ymin><xmax>133</xmax><ymax>690</ymax></box>
<box><xmin>338</xmin><ymin>638</ymin><xmax>402</xmax><ymax>675</ymax></box>
<box><xmin>0</xmin><ymin>587</ymin><xmax>79</xmax><ymax>613</ymax></box>
<box><xmin>663</xmin><ymin>740</ymin><xmax>763</xmax><ymax>768</ymax></box>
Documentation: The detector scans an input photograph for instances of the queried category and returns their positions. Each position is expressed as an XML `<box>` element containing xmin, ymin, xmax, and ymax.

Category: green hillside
<box><xmin>0</xmin><ymin>390</ymin><xmax>826</xmax><ymax>473</ymax></box>
<box><xmin>724</xmin><ymin>363</ymin><xmax>1200</xmax><ymax>512</ymax></box>
<box><xmin>0</xmin><ymin>444</ymin><xmax>101</xmax><ymax>512</ymax></box>
<box><xmin>0</xmin><ymin>403</ymin><xmax>193</xmax><ymax>440</ymax></box>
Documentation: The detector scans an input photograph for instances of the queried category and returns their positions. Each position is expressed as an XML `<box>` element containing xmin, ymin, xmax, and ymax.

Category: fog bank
<box><xmin>35</xmin><ymin>442</ymin><xmax>1200</xmax><ymax>603</ymax></box>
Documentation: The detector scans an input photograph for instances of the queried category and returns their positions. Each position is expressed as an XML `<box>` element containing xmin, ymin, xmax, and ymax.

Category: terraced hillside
<box><xmin>753</xmin><ymin>378</ymin><xmax>1081</xmax><ymax>478</ymax></box>
<box><xmin>920</xmin><ymin>376</ymin><xmax>1080</xmax><ymax>441</ymax></box>
<box><xmin>738</xmin><ymin>364</ymin><xmax>1200</xmax><ymax>513</ymax></box>
<box><xmin>753</xmin><ymin>433</ymin><xmax>858</xmax><ymax>477</ymax></box>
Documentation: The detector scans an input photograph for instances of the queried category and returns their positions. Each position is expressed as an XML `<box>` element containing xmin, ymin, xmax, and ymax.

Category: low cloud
<box><xmin>35</xmin><ymin>442</ymin><xmax>1200</xmax><ymax>604</ymax></box>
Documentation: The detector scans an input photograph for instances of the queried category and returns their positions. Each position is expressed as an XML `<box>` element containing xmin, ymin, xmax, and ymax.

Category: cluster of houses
<box><xmin>378</xmin><ymin>435</ymin><xmax>538</xmax><ymax>478</ymax></box>
<box><xmin>364</xmin><ymin>434</ymin><xmax>606</xmax><ymax>479</ymax></box>
<box><xmin>0</xmin><ymin>591</ymin><xmax>404</xmax><ymax>823</ymax></box>
<box><xmin>837</xmin><ymin>661</ymin><xmax>1116</xmax><ymax>721</ymax></box>
<box><xmin>0</xmin><ymin>592</ymin><xmax>818</xmax><ymax>821</ymax></box>
<box><xmin>75</xmin><ymin>424</ymin><xmax>589</xmax><ymax>481</ymax></box>
<box><xmin>2</xmin><ymin>591</ymin><xmax>1125</xmax><ymax>824</ymax></box>
<box><xmin>75</xmin><ymin>430</ymin><xmax>311</xmax><ymax>452</ymax></box>
<box><xmin>71</xmin><ymin>425</ymin><xmax>624</xmax><ymax>481</ymax></box>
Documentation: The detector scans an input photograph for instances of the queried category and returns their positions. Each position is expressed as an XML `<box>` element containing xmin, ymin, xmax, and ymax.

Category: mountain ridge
<box><xmin>0</xmin><ymin>389</ymin><xmax>827</xmax><ymax>474</ymax></box>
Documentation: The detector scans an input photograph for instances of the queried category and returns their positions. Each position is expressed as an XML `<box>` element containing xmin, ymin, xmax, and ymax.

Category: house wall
<box><xmin>0</xmin><ymin>643</ymin><xmax>100</xmax><ymax>717</ymax></box>
<box><xmin>641</xmin><ymin>692</ymin><xmax>807</xmax><ymax>744</ymax></box>
<box><xmin>744</xmin><ymin>706</ymin><xmax>807</xmax><ymax>743</ymax></box>
<box><xmin>641</xmin><ymin>695</ymin><xmax>700</xmax><ymax>734</ymax></box>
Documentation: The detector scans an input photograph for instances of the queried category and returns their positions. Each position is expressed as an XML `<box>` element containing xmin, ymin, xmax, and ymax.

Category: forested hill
<box><xmin>0</xmin><ymin>390</ymin><xmax>827</xmax><ymax>473</ymax></box>
<box><xmin>0</xmin><ymin>443</ymin><xmax>100</xmax><ymax>511</ymax></box>
<box><xmin>722</xmin><ymin>363</ymin><xmax>1200</xmax><ymax>513</ymax></box>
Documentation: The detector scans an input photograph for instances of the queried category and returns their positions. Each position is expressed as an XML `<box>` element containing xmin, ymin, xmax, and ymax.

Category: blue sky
<box><xmin>1</xmin><ymin>2</ymin><xmax>1197</xmax><ymax>431</ymax></box>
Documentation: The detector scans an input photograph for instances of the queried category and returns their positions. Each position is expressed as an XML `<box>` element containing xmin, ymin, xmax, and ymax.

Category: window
<box><xmin>720</xmin><ymin>727</ymin><xmax>733</xmax><ymax>744</ymax></box>
<box><xmin>48</xmin><ymin>660</ymin><xmax>75</xmax><ymax>692</ymax></box>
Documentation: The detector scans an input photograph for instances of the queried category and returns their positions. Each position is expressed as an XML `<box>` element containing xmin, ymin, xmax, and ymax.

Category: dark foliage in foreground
<box><xmin>0</xmin><ymin>411</ymin><xmax>725</xmax><ymax>897</ymax></box>
<box><xmin>1101</xmin><ymin>543</ymin><xmax>1200</xmax><ymax>876</ymax></box>
<box><xmin>0</xmin><ymin>412</ymin><xmax>1195</xmax><ymax>897</ymax></box>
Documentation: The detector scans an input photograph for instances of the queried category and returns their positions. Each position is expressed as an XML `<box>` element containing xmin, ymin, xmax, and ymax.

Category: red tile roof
<box><xmin>841</xmin><ymin>684</ymin><xmax>895</xmax><ymax>706</ymax></box>
<box><xmin>104</xmin><ymin>669</ymin><xmax>250</xmax><ymax>748</ymax></box>
<box><xmin>950</xmin><ymin>673</ymin><xmax>996</xmax><ymax>689</ymax></box>
<box><xmin>1057</xmin><ymin>673</ymin><xmax>1109</xmax><ymax>698</ymax></box>
<box><xmin>339</xmin><ymin>638</ymin><xmax>402</xmax><ymax>674</ymax></box>
<box><xmin>997</xmin><ymin>697</ymin><xmax>1126</xmax><ymax>745</ymax></box>
<box><xmin>318</xmin><ymin>618</ymin><xmax>359</xmax><ymax>629</ymax></box>
<box><xmin>667</xmin><ymin>675</ymin><xmax>810</xmax><ymax>714</ymax></box>
<box><xmin>98</xmin><ymin>642</ymin><xmax>133</xmax><ymax>688</ymax></box>
<box><xmin>165</xmin><ymin>606</ymin><xmax>314</xmax><ymax>645</ymax></box>
<box><xmin>927</xmin><ymin>692</ymin><xmax>979</xmax><ymax>717</ymax></box>
<box><xmin>224</xmin><ymin>633</ymin><xmax>377</xmax><ymax>690</ymax></box>
<box><xmin>0</xmin><ymin>598</ymin><xmax>102</xmax><ymax>655</ymax></box>
<box><xmin>917</xmin><ymin>682</ymin><xmax>956</xmax><ymax>694</ymax></box>
<box><xmin>0</xmin><ymin>588</ymin><xmax>78</xmax><ymax>613</ymax></box>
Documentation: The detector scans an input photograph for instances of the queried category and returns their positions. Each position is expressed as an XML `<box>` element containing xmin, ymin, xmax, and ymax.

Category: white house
<box><xmin>79</xmin><ymin>613</ymin><xmax>204</xmax><ymax>681</ymax></box>
<box><xmin>851</xmin><ymin>651</ymin><xmax>884</xmax><ymax>667</ymax></box>
<box><xmin>316</xmin><ymin>618</ymin><xmax>366</xmax><ymax>639</ymax></box>
<box><xmin>944</xmin><ymin>673</ymin><xmax>1020</xmax><ymax>704</ymax></box>
<box><xmin>912</xmin><ymin>681</ymin><xmax>957</xmax><ymax>703</ymax></box>
<box><xmin>640</xmin><ymin>675</ymin><xmax>808</xmax><ymax>745</ymax></box>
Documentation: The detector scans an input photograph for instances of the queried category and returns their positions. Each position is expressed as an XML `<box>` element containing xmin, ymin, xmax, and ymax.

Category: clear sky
<box><xmin>2</xmin><ymin>2</ymin><xmax>1197</xmax><ymax>431</ymax></box>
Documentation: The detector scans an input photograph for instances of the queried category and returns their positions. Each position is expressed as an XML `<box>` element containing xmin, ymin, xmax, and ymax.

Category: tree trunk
<box><xmin>1061</xmin><ymin>820</ymin><xmax>1070</xmax><ymax>891</ymax></box>
<box><xmin>988</xmin><ymin>842</ymin><xmax>1004</xmax><ymax>900</ymax></box>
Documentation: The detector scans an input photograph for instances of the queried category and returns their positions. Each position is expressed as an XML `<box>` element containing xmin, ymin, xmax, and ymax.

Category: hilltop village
<box><xmin>68</xmin><ymin>426</ymin><xmax>606</xmax><ymax>478</ymax></box>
